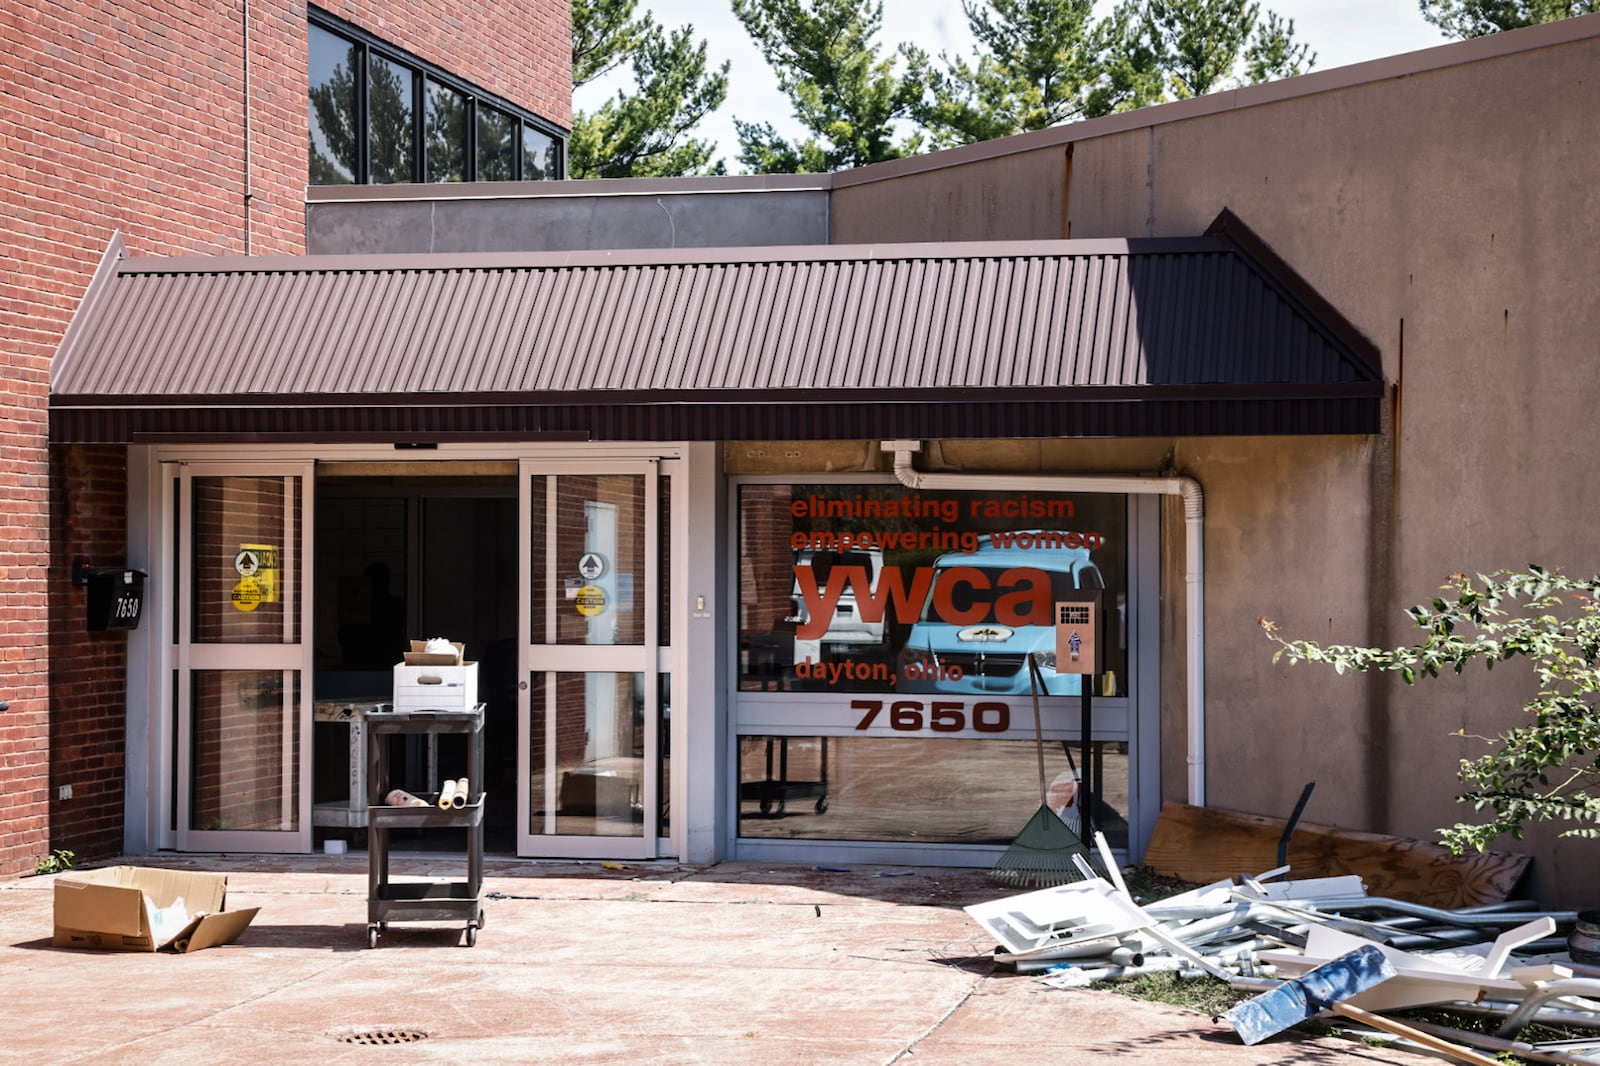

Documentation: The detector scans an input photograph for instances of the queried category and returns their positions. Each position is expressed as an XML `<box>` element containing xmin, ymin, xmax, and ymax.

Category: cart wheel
<box><xmin>815</xmin><ymin>795</ymin><xmax>829</xmax><ymax>814</ymax></box>
<box><xmin>466</xmin><ymin>923</ymin><xmax>478</xmax><ymax>947</ymax></box>
<box><xmin>759</xmin><ymin>798</ymin><xmax>773</xmax><ymax>816</ymax></box>
<box><xmin>367</xmin><ymin>925</ymin><xmax>379</xmax><ymax>949</ymax></box>
<box><xmin>476</xmin><ymin>908</ymin><xmax>486</xmax><ymax>930</ymax></box>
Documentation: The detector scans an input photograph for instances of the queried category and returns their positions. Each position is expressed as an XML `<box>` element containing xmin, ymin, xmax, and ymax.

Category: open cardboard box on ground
<box><xmin>401</xmin><ymin>640</ymin><xmax>465</xmax><ymax>666</ymax></box>
<box><xmin>53</xmin><ymin>866</ymin><xmax>259</xmax><ymax>952</ymax></box>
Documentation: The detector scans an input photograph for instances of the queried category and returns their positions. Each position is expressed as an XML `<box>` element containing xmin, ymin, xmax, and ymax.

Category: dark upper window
<box><xmin>308</xmin><ymin>8</ymin><xmax>565</xmax><ymax>185</ymax></box>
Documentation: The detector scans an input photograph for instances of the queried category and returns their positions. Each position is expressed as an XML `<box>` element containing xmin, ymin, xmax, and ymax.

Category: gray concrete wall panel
<box><xmin>307</xmin><ymin>191</ymin><xmax>830</xmax><ymax>254</ymax></box>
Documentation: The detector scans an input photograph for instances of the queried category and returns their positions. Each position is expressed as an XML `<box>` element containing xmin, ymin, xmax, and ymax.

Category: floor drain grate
<box><xmin>337</xmin><ymin>1029</ymin><xmax>430</xmax><ymax>1045</ymax></box>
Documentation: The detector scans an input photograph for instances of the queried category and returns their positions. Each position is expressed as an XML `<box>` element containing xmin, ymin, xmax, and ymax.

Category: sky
<box><xmin>574</xmin><ymin>0</ymin><xmax>1453</xmax><ymax>170</ymax></box>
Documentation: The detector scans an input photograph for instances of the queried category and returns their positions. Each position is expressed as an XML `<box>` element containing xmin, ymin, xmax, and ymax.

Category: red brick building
<box><xmin>0</xmin><ymin>0</ymin><xmax>570</xmax><ymax>876</ymax></box>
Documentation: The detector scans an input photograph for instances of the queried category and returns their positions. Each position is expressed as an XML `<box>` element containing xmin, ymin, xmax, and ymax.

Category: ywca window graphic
<box><xmin>737</xmin><ymin>484</ymin><xmax>1128</xmax><ymax>699</ymax></box>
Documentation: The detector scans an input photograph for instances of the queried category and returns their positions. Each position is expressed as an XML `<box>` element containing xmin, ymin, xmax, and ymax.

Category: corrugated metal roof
<box><xmin>50</xmin><ymin>217</ymin><xmax>1382</xmax><ymax>443</ymax></box>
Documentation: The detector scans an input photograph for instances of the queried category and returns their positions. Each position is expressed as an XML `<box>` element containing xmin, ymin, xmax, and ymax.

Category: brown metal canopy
<box><xmin>50</xmin><ymin>212</ymin><xmax>1382</xmax><ymax>443</ymax></box>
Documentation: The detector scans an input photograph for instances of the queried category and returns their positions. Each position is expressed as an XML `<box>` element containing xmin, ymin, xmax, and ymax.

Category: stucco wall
<box><xmin>1097</xmin><ymin>34</ymin><xmax>1598</xmax><ymax>904</ymax></box>
<box><xmin>828</xmin><ymin>22</ymin><xmax>1600</xmax><ymax>901</ymax></box>
<box><xmin>829</xmin><ymin>146</ymin><xmax>1069</xmax><ymax>244</ymax></box>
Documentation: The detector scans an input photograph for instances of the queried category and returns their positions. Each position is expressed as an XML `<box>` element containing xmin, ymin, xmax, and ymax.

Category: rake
<box><xmin>986</xmin><ymin>654</ymin><xmax>1094</xmax><ymax>889</ymax></box>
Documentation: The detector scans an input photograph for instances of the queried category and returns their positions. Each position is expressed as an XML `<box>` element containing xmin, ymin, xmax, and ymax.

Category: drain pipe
<box><xmin>882</xmin><ymin>441</ymin><xmax>1208</xmax><ymax>807</ymax></box>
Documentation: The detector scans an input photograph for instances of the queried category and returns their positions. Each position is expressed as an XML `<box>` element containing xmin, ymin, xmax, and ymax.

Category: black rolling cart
<box><xmin>363</xmin><ymin>704</ymin><xmax>486</xmax><ymax>947</ymax></box>
<box><xmin>739</xmin><ymin>736</ymin><xmax>829</xmax><ymax>817</ymax></box>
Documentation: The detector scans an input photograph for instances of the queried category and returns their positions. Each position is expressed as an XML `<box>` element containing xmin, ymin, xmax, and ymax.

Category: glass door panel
<box><xmin>173</xmin><ymin>466</ymin><xmax>312</xmax><ymax>853</ymax></box>
<box><xmin>519</xmin><ymin>464</ymin><xmax>659</xmax><ymax>859</ymax></box>
<box><xmin>189</xmin><ymin>670</ymin><xmax>301</xmax><ymax>833</ymax></box>
<box><xmin>531</xmin><ymin>672</ymin><xmax>645</xmax><ymax>837</ymax></box>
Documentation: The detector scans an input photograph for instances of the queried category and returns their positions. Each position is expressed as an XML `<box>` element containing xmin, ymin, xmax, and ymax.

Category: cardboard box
<box><xmin>393</xmin><ymin>661</ymin><xmax>479</xmax><ymax>712</ymax></box>
<box><xmin>53</xmin><ymin>865</ymin><xmax>259</xmax><ymax>952</ymax></box>
<box><xmin>402</xmin><ymin>640</ymin><xmax>465</xmax><ymax>666</ymax></box>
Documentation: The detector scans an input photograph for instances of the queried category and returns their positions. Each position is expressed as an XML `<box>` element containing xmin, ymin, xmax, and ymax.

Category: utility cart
<box><xmin>739</xmin><ymin>735</ymin><xmax>829</xmax><ymax>817</ymax></box>
<box><xmin>363</xmin><ymin>704</ymin><xmax>487</xmax><ymax>947</ymax></box>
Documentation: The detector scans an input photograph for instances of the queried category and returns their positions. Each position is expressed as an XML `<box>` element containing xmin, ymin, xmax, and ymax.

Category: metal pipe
<box><xmin>883</xmin><ymin>441</ymin><xmax>1209</xmax><ymax>804</ymax></box>
<box><xmin>1270</xmin><ymin>896</ymin><xmax>1578</xmax><ymax>928</ymax></box>
<box><xmin>1446</xmin><ymin>998</ymin><xmax>1600</xmax><ymax>1032</ymax></box>
<box><xmin>1496</xmin><ymin>981</ymin><xmax>1600</xmax><ymax>1038</ymax></box>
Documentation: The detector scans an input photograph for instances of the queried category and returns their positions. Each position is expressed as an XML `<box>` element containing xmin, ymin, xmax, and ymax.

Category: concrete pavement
<box><xmin>0</xmin><ymin>855</ymin><xmax>1427</xmax><ymax>1065</ymax></box>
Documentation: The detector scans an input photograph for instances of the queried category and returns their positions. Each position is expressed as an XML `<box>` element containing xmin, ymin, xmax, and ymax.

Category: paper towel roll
<box><xmin>385</xmin><ymin>788</ymin><xmax>428</xmax><ymax>807</ymax></box>
<box><xmin>437</xmin><ymin>778</ymin><xmax>458</xmax><ymax>810</ymax></box>
<box><xmin>451</xmin><ymin>776</ymin><xmax>469</xmax><ymax>809</ymax></box>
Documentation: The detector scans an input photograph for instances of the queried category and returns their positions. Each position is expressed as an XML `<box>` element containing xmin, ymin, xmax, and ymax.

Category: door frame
<box><xmin>134</xmin><ymin>442</ymin><xmax>693</xmax><ymax>859</ymax></box>
<box><xmin>168</xmin><ymin>460</ymin><xmax>316</xmax><ymax>854</ymax></box>
<box><xmin>516</xmin><ymin>458</ymin><xmax>662</xmax><ymax>859</ymax></box>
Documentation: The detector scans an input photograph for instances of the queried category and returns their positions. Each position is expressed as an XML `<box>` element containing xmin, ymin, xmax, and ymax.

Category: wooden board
<box><xmin>1141</xmin><ymin>802</ymin><xmax>1530</xmax><ymax>908</ymax></box>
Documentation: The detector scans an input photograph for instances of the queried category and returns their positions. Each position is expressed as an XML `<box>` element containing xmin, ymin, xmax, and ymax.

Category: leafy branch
<box><xmin>1261</xmin><ymin>565</ymin><xmax>1600</xmax><ymax>854</ymax></box>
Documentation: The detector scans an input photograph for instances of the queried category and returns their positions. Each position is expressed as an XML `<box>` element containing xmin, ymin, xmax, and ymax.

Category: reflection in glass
<box><xmin>529</xmin><ymin>475</ymin><xmax>546</xmax><ymax>645</ymax></box>
<box><xmin>657</xmin><ymin>672</ymin><xmax>670</xmax><ymax>837</ymax></box>
<box><xmin>192</xmin><ymin>475</ymin><xmax>300</xmax><ymax>644</ymax></box>
<box><xmin>308</xmin><ymin>24</ymin><xmax>357</xmax><ymax>184</ymax></box>
<box><xmin>368</xmin><ymin>53</ymin><xmax>415</xmax><ymax>183</ymax></box>
<box><xmin>425</xmin><ymin>79</ymin><xmax>467</xmax><ymax>182</ymax></box>
<box><xmin>523</xmin><ymin>124</ymin><xmax>555</xmax><ymax>179</ymax></box>
<box><xmin>658</xmin><ymin>478</ymin><xmax>671</xmax><ymax>645</ymax></box>
<box><xmin>737</xmin><ymin>484</ymin><xmax>1129</xmax><ymax>697</ymax></box>
<box><xmin>738</xmin><ymin>736</ymin><xmax>1128</xmax><ymax>849</ymax></box>
<box><xmin>191</xmin><ymin>671</ymin><xmax>301</xmax><ymax>832</ymax></box>
<box><xmin>530</xmin><ymin>672</ymin><xmax>644</xmax><ymax>837</ymax></box>
<box><xmin>554</xmin><ymin>475</ymin><xmax>645</xmax><ymax>646</ymax></box>
<box><xmin>477</xmin><ymin>105</ymin><xmax>515</xmax><ymax>181</ymax></box>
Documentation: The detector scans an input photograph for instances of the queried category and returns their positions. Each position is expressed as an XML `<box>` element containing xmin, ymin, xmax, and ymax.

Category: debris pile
<box><xmin>967</xmin><ymin>833</ymin><xmax>1600</xmax><ymax>1062</ymax></box>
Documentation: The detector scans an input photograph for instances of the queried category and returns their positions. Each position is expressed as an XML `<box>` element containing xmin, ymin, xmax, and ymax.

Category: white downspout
<box><xmin>883</xmin><ymin>440</ymin><xmax>1207</xmax><ymax>807</ymax></box>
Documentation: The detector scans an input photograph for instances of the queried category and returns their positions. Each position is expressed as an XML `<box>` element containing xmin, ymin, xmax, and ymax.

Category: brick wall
<box><xmin>1</xmin><ymin>0</ymin><xmax>569</xmax><ymax>875</ymax></box>
<box><xmin>317</xmin><ymin>0</ymin><xmax>572</xmax><ymax>128</ymax></box>
<box><xmin>46</xmin><ymin>445</ymin><xmax>131</xmax><ymax>862</ymax></box>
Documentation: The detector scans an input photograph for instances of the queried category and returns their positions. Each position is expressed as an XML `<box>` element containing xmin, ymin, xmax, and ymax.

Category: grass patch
<box><xmin>1113</xmin><ymin>971</ymin><xmax>1253</xmax><ymax>1017</ymax></box>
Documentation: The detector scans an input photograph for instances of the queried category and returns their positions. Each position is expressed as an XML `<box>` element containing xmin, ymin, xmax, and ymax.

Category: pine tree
<box><xmin>1418</xmin><ymin>0</ymin><xmax>1596</xmax><ymax>38</ymax></box>
<box><xmin>570</xmin><ymin>0</ymin><xmax>729</xmax><ymax>179</ymax></box>
<box><xmin>917</xmin><ymin>0</ymin><xmax>1316</xmax><ymax>149</ymax></box>
<box><xmin>732</xmin><ymin>0</ymin><xmax>928</xmax><ymax>174</ymax></box>
<box><xmin>1136</xmin><ymin>0</ymin><xmax>1313</xmax><ymax>99</ymax></box>
<box><xmin>912</xmin><ymin>0</ymin><xmax>1102</xmax><ymax>148</ymax></box>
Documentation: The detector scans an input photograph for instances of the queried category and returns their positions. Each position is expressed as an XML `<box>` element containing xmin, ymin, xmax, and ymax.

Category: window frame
<box><xmin>309</xmin><ymin>6</ymin><xmax>566</xmax><ymax>185</ymax></box>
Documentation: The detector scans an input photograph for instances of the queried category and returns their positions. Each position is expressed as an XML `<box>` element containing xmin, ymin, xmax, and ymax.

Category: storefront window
<box><xmin>737</xmin><ymin>483</ymin><xmax>1128</xmax><ymax>698</ymax></box>
<box><xmin>737</xmin><ymin>735</ymin><xmax>1127</xmax><ymax>848</ymax></box>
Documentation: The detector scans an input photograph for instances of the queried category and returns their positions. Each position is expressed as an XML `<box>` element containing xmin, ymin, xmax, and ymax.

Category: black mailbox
<box><xmin>87</xmin><ymin>568</ymin><xmax>147</xmax><ymax>632</ymax></box>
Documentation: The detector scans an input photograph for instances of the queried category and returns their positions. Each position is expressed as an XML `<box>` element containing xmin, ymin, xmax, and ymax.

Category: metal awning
<box><xmin>49</xmin><ymin>211</ymin><xmax>1382</xmax><ymax>443</ymax></box>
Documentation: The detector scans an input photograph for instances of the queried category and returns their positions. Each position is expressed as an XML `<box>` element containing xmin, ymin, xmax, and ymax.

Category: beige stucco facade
<box><xmin>815</xmin><ymin>18</ymin><xmax>1600</xmax><ymax>903</ymax></box>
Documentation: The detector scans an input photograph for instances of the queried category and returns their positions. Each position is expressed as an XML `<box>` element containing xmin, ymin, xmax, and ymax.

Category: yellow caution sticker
<box><xmin>231</xmin><ymin>578</ymin><xmax>263</xmax><ymax>612</ymax></box>
<box><xmin>574</xmin><ymin>583</ymin><xmax>607</xmax><ymax>617</ymax></box>
<box><xmin>235</xmin><ymin>544</ymin><xmax>279</xmax><ymax>603</ymax></box>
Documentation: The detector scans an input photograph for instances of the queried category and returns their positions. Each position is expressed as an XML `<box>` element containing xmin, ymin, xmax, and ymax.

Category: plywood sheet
<box><xmin>1141</xmin><ymin>802</ymin><xmax>1529</xmax><ymax>908</ymax></box>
